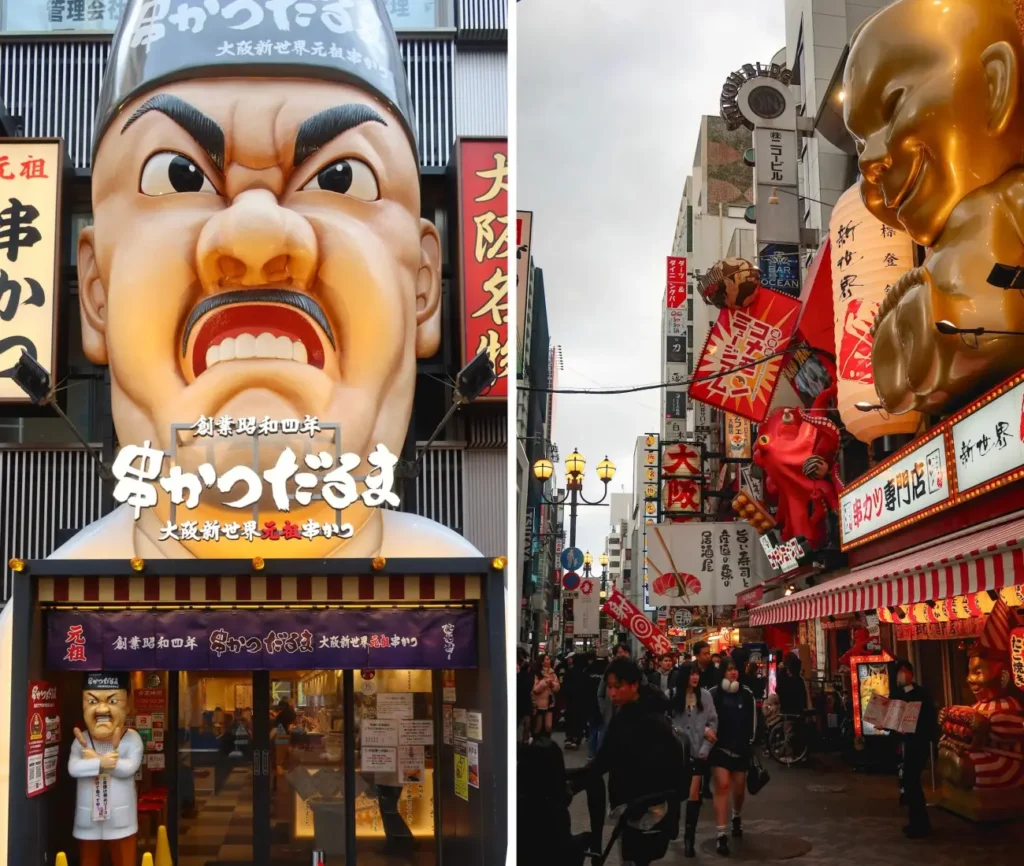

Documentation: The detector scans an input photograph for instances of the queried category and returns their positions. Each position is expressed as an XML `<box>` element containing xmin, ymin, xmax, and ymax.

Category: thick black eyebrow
<box><xmin>121</xmin><ymin>94</ymin><xmax>225</xmax><ymax>172</ymax></box>
<box><xmin>293</xmin><ymin>104</ymin><xmax>387</xmax><ymax>168</ymax></box>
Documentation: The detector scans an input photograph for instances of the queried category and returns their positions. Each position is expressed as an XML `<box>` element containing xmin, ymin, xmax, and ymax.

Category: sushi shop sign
<box><xmin>110</xmin><ymin>415</ymin><xmax>401</xmax><ymax>544</ymax></box>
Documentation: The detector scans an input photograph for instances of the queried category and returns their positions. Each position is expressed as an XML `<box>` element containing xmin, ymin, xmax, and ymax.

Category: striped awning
<box><xmin>750</xmin><ymin>515</ymin><xmax>1024</xmax><ymax>626</ymax></box>
<box><xmin>37</xmin><ymin>574</ymin><xmax>482</xmax><ymax>605</ymax></box>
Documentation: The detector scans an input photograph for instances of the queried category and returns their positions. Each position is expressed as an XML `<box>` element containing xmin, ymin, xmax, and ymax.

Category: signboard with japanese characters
<box><xmin>840</xmin><ymin>432</ymin><xmax>949</xmax><ymax>546</ymax></box>
<box><xmin>111</xmin><ymin>417</ymin><xmax>401</xmax><ymax>544</ymax></box>
<box><xmin>661</xmin><ymin>443</ymin><xmax>701</xmax><ymax>478</ymax></box>
<box><xmin>26</xmin><ymin>681</ymin><xmax>60</xmax><ymax>798</ymax></box>
<box><xmin>0</xmin><ymin>140</ymin><xmax>65</xmax><ymax>403</ymax></box>
<box><xmin>48</xmin><ymin>607</ymin><xmax>477</xmax><ymax>671</ymax></box>
<box><xmin>645</xmin><ymin>522</ymin><xmax>768</xmax><ymax>608</ymax></box>
<box><xmin>573</xmin><ymin>577</ymin><xmax>600</xmax><ymax>636</ymax></box>
<box><xmin>456</xmin><ymin>138</ymin><xmax>508</xmax><ymax>400</ymax></box>
<box><xmin>951</xmin><ymin>379</ymin><xmax>1024</xmax><ymax>496</ymax></box>
<box><xmin>643</xmin><ymin>433</ymin><xmax>659</xmax><ymax>612</ymax></box>
<box><xmin>754</xmin><ymin>128</ymin><xmax>797</xmax><ymax>187</ymax></box>
<box><xmin>661</xmin><ymin>478</ymin><xmax>701</xmax><ymax>515</ymax></box>
<box><xmin>724</xmin><ymin>413</ymin><xmax>752</xmax><ymax>460</ymax></box>
<box><xmin>689</xmin><ymin>287</ymin><xmax>801</xmax><ymax>423</ymax></box>
<box><xmin>666</xmin><ymin>256</ymin><xmax>687</xmax><ymax>308</ymax></box>
<box><xmin>665</xmin><ymin>389</ymin><xmax>687</xmax><ymax>421</ymax></box>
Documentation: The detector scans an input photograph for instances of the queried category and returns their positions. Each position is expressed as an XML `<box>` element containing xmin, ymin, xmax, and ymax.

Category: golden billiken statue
<box><xmin>68</xmin><ymin>673</ymin><xmax>144</xmax><ymax>866</ymax></box>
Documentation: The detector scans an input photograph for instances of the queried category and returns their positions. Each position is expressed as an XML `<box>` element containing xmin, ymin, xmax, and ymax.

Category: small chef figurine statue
<box><xmin>68</xmin><ymin>672</ymin><xmax>144</xmax><ymax>866</ymax></box>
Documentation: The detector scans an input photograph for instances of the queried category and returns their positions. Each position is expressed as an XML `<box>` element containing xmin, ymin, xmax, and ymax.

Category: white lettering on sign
<box><xmin>110</xmin><ymin>422</ymin><xmax>400</xmax><ymax>523</ymax></box>
<box><xmin>952</xmin><ymin>380</ymin><xmax>1024</xmax><ymax>495</ymax></box>
<box><xmin>840</xmin><ymin>434</ymin><xmax>948</xmax><ymax>545</ymax></box>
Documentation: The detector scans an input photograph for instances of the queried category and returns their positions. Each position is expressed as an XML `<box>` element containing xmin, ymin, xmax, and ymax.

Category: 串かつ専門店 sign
<box><xmin>0</xmin><ymin>140</ymin><xmax>65</xmax><ymax>402</ymax></box>
<box><xmin>456</xmin><ymin>138</ymin><xmax>508</xmax><ymax>399</ymax></box>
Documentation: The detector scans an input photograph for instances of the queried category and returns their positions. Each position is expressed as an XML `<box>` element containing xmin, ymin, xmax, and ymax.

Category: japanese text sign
<box><xmin>601</xmin><ymin>589</ymin><xmax>673</xmax><ymax>655</ymax></box>
<box><xmin>0</xmin><ymin>140</ymin><xmax>63</xmax><ymax>402</ymax></box>
<box><xmin>666</xmin><ymin>256</ymin><xmax>687</xmax><ymax>308</ymax></box>
<box><xmin>951</xmin><ymin>379</ymin><xmax>1024</xmax><ymax>496</ymax></box>
<box><xmin>645</xmin><ymin>521</ymin><xmax>768</xmax><ymax>607</ymax></box>
<box><xmin>840</xmin><ymin>433</ymin><xmax>948</xmax><ymax>546</ymax></box>
<box><xmin>1011</xmin><ymin>628</ymin><xmax>1024</xmax><ymax>691</ymax></box>
<box><xmin>457</xmin><ymin>138</ymin><xmax>509</xmax><ymax>399</ymax></box>
<box><xmin>26</xmin><ymin>681</ymin><xmax>60</xmax><ymax>798</ymax></box>
<box><xmin>725</xmin><ymin>413</ymin><xmax>752</xmax><ymax>460</ymax></box>
<box><xmin>48</xmin><ymin>608</ymin><xmax>477</xmax><ymax>671</ymax></box>
<box><xmin>661</xmin><ymin>443</ymin><xmax>701</xmax><ymax>478</ymax></box>
<box><xmin>689</xmin><ymin>287</ymin><xmax>800</xmax><ymax>422</ymax></box>
<box><xmin>661</xmin><ymin>478</ymin><xmax>701</xmax><ymax>514</ymax></box>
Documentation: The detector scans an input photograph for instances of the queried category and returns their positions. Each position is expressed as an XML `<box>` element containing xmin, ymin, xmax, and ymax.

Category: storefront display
<box><xmin>849</xmin><ymin>652</ymin><xmax>893</xmax><ymax>738</ymax></box>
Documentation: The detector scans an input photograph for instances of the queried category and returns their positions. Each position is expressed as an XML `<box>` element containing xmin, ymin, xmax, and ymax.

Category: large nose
<box><xmin>196</xmin><ymin>189</ymin><xmax>318</xmax><ymax>291</ymax></box>
<box><xmin>858</xmin><ymin>132</ymin><xmax>892</xmax><ymax>185</ymax></box>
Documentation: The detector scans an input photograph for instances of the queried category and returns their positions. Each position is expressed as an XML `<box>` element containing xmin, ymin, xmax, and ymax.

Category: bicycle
<box><xmin>766</xmin><ymin>709</ymin><xmax>818</xmax><ymax>766</ymax></box>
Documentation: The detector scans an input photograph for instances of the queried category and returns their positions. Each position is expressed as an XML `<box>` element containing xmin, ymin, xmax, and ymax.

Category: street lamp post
<box><xmin>533</xmin><ymin>449</ymin><xmax>615</xmax><ymax>654</ymax></box>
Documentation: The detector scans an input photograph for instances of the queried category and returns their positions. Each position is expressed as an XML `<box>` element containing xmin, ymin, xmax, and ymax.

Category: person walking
<box><xmin>891</xmin><ymin>660</ymin><xmax>937</xmax><ymax>838</ymax></box>
<box><xmin>693</xmin><ymin>640</ymin><xmax>718</xmax><ymax>798</ymax></box>
<box><xmin>709</xmin><ymin>658</ymin><xmax>757</xmax><ymax>856</ymax></box>
<box><xmin>532</xmin><ymin>654</ymin><xmax>560</xmax><ymax>738</ymax></box>
<box><xmin>648</xmin><ymin>653</ymin><xmax>679</xmax><ymax>700</ymax></box>
<box><xmin>573</xmin><ymin>658</ymin><xmax>685</xmax><ymax>866</ymax></box>
<box><xmin>584</xmin><ymin>651</ymin><xmax>609</xmax><ymax>758</ymax></box>
<box><xmin>671</xmin><ymin>663</ymin><xmax>718</xmax><ymax>858</ymax></box>
<box><xmin>517</xmin><ymin>649</ymin><xmax>535</xmax><ymax>744</ymax></box>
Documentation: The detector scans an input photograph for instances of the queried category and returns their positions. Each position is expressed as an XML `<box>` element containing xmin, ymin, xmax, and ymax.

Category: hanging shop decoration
<box><xmin>829</xmin><ymin>184</ymin><xmax>922</xmax><ymax>442</ymax></box>
<box><xmin>47</xmin><ymin>608</ymin><xmax>478</xmax><ymax>671</ymax></box>
<box><xmin>601</xmin><ymin>589</ymin><xmax>673</xmax><ymax>655</ymax></box>
<box><xmin>689</xmin><ymin>285</ymin><xmax>801</xmax><ymax>423</ymax></box>
<box><xmin>751</xmin><ymin>384</ymin><xmax>842</xmax><ymax>548</ymax></box>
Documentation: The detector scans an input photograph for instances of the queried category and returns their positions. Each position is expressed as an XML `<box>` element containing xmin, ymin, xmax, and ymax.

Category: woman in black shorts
<box><xmin>709</xmin><ymin>658</ymin><xmax>757</xmax><ymax>856</ymax></box>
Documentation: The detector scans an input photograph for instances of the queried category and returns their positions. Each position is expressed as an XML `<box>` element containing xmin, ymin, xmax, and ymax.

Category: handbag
<box><xmin>747</xmin><ymin>752</ymin><xmax>770</xmax><ymax>795</ymax></box>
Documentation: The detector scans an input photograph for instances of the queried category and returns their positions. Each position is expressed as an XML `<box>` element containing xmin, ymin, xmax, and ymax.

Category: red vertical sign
<box><xmin>457</xmin><ymin>138</ymin><xmax>509</xmax><ymax>400</ymax></box>
<box><xmin>667</xmin><ymin>256</ymin><xmax>687</xmax><ymax>308</ymax></box>
<box><xmin>26</xmin><ymin>681</ymin><xmax>60</xmax><ymax>797</ymax></box>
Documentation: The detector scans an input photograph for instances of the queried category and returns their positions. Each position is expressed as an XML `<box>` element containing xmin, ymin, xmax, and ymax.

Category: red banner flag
<box><xmin>602</xmin><ymin>589</ymin><xmax>673</xmax><ymax>655</ymax></box>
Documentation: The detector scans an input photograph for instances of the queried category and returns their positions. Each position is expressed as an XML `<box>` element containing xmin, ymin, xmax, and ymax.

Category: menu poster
<box><xmin>26</xmin><ymin>681</ymin><xmax>60</xmax><ymax>798</ymax></box>
<box><xmin>398</xmin><ymin>745</ymin><xmax>426</xmax><ymax>783</ymax></box>
<box><xmin>400</xmin><ymin>720</ymin><xmax>434</xmax><ymax>746</ymax></box>
<box><xmin>146</xmin><ymin>753</ymin><xmax>166</xmax><ymax>770</ymax></box>
<box><xmin>467</xmin><ymin>711</ymin><xmax>483</xmax><ymax>741</ymax></box>
<box><xmin>453</xmin><ymin>708</ymin><xmax>468</xmax><ymax>740</ymax></box>
<box><xmin>376</xmin><ymin>693</ymin><xmax>414</xmax><ymax>720</ymax></box>
<box><xmin>442</xmin><ymin>705</ymin><xmax>453</xmax><ymax>746</ymax></box>
<box><xmin>362</xmin><ymin>747</ymin><xmax>397</xmax><ymax>773</ymax></box>
<box><xmin>362</xmin><ymin>720</ymin><xmax>399</xmax><ymax>747</ymax></box>
<box><xmin>863</xmin><ymin>694</ymin><xmax>922</xmax><ymax>733</ymax></box>
<box><xmin>467</xmin><ymin>741</ymin><xmax>480</xmax><ymax>789</ymax></box>
<box><xmin>454</xmin><ymin>739</ymin><xmax>469</xmax><ymax>801</ymax></box>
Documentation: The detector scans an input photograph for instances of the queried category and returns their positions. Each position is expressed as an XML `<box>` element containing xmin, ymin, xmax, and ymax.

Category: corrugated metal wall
<box><xmin>0</xmin><ymin>446</ymin><xmax>104</xmax><ymax>600</ymax></box>
<box><xmin>454</xmin><ymin>48</ymin><xmax>507</xmax><ymax>137</ymax></box>
<box><xmin>412</xmin><ymin>442</ymin><xmax>465</xmax><ymax>536</ymax></box>
<box><xmin>457</xmin><ymin>0</ymin><xmax>508</xmax><ymax>34</ymax></box>
<box><xmin>462</xmin><ymin>448</ymin><xmax>506</xmax><ymax>556</ymax></box>
<box><xmin>0</xmin><ymin>37</ymin><xmax>455</xmax><ymax>169</ymax></box>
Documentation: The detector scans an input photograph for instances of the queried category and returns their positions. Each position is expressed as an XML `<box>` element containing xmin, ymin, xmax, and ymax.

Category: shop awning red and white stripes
<box><xmin>750</xmin><ymin>514</ymin><xmax>1024</xmax><ymax>626</ymax></box>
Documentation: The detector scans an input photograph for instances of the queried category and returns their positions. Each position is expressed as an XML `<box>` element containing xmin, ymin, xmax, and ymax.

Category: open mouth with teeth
<box><xmin>93</xmin><ymin>713</ymin><xmax>113</xmax><ymax>726</ymax></box>
<box><xmin>183</xmin><ymin>290</ymin><xmax>335</xmax><ymax>380</ymax></box>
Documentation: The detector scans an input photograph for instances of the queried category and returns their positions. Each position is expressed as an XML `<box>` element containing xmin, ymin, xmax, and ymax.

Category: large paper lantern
<box><xmin>829</xmin><ymin>185</ymin><xmax>922</xmax><ymax>442</ymax></box>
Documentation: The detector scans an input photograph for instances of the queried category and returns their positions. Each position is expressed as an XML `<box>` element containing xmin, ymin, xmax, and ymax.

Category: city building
<box><xmin>0</xmin><ymin>0</ymin><xmax>509</xmax><ymax>598</ymax></box>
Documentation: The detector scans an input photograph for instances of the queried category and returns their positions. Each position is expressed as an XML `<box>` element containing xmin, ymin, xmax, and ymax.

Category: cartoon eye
<box><xmin>302</xmin><ymin>158</ymin><xmax>379</xmax><ymax>201</ymax></box>
<box><xmin>140</xmin><ymin>151</ymin><xmax>216</xmax><ymax>196</ymax></box>
<box><xmin>759</xmin><ymin>435</ymin><xmax>770</xmax><ymax>446</ymax></box>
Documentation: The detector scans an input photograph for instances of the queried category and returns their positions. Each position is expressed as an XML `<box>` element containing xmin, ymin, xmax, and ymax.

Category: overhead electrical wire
<box><xmin>517</xmin><ymin>343</ymin><xmax>835</xmax><ymax>396</ymax></box>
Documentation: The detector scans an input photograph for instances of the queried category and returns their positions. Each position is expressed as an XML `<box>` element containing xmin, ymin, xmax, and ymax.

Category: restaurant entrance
<box><xmin>173</xmin><ymin>668</ymin><xmax>437</xmax><ymax>866</ymax></box>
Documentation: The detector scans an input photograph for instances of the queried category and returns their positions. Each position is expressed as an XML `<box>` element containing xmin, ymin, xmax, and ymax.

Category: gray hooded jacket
<box><xmin>671</xmin><ymin>688</ymin><xmax>718</xmax><ymax>761</ymax></box>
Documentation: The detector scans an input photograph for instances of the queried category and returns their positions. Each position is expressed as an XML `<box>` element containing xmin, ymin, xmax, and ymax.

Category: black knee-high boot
<box><xmin>684</xmin><ymin>799</ymin><xmax>702</xmax><ymax>857</ymax></box>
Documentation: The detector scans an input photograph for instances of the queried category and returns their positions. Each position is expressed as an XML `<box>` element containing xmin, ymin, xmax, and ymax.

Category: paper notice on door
<box><xmin>376</xmin><ymin>693</ymin><xmax>414</xmax><ymax>719</ymax></box>
<box><xmin>362</xmin><ymin>747</ymin><xmax>397</xmax><ymax>773</ymax></box>
<box><xmin>467</xmin><ymin>741</ymin><xmax>479</xmax><ymax>789</ymax></box>
<box><xmin>399</xmin><ymin>720</ymin><xmax>434</xmax><ymax>745</ymax></box>
<box><xmin>467</xmin><ymin>711</ymin><xmax>482</xmax><ymax>741</ymax></box>
<box><xmin>453</xmin><ymin>708</ymin><xmax>467</xmax><ymax>740</ymax></box>
<box><xmin>398</xmin><ymin>745</ymin><xmax>426</xmax><ymax>783</ymax></box>
<box><xmin>442</xmin><ymin>705</ymin><xmax>453</xmax><ymax>746</ymax></box>
<box><xmin>361</xmin><ymin>720</ymin><xmax>399</xmax><ymax>747</ymax></box>
<box><xmin>146</xmin><ymin>754</ymin><xmax>165</xmax><ymax>770</ymax></box>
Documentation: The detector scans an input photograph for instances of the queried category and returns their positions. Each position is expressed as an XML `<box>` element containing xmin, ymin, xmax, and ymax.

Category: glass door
<box><xmin>266</xmin><ymin>670</ymin><xmax>347</xmax><ymax>864</ymax></box>
<box><xmin>176</xmin><ymin>671</ymin><xmax>264</xmax><ymax>866</ymax></box>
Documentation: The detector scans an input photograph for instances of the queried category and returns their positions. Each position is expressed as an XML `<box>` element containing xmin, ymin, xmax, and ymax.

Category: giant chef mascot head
<box><xmin>48</xmin><ymin>0</ymin><xmax>479</xmax><ymax>560</ymax></box>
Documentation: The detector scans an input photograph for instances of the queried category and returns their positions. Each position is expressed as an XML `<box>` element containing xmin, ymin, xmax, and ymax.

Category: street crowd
<box><xmin>516</xmin><ymin>643</ymin><xmax>936</xmax><ymax>865</ymax></box>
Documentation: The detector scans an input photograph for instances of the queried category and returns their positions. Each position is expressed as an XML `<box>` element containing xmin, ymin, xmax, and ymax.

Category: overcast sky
<box><xmin>518</xmin><ymin>1</ymin><xmax>786</xmax><ymax>566</ymax></box>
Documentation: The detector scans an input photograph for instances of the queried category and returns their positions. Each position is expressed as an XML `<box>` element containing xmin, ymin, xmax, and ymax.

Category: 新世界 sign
<box><xmin>456</xmin><ymin>138</ymin><xmax>509</xmax><ymax>399</ymax></box>
<box><xmin>951</xmin><ymin>378</ymin><xmax>1024</xmax><ymax>496</ymax></box>
<box><xmin>48</xmin><ymin>608</ymin><xmax>476</xmax><ymax>671</ymax></box>
<box><xmin>0</xmin><ymin>140</ymin><xmax>64</xmax><ymax>402</ymax></box>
